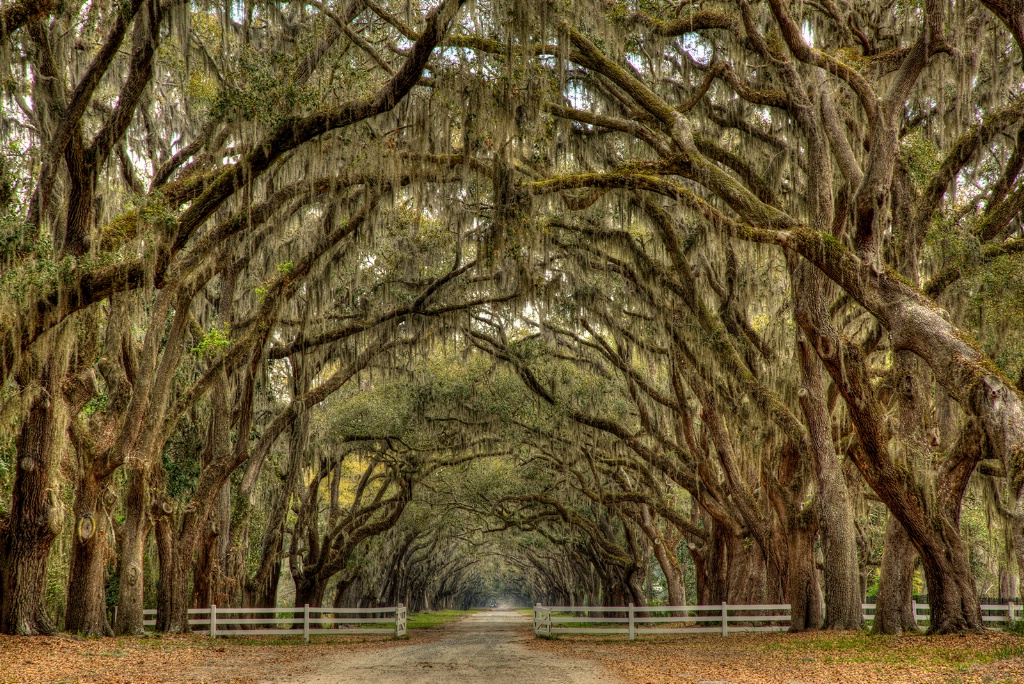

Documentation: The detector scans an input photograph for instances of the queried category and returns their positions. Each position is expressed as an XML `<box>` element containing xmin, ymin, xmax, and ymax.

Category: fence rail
<box><xmin>141</xmin><ymin>604</ymin><xmax>407</xmax><ymax>641</ymax></box>
<box><xmin>533</xmin><ymin>600</ymin><xmax>1021</xmax><ymax>639</ymax></box>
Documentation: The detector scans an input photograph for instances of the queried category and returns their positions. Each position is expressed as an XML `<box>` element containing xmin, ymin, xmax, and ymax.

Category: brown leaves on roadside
<box><xmin>0</xmin><ymin>632</ymin><xmax>399</xmax><ymax>683</ymax></box>
<box><xmin>527</xmin><ymin>630</ymin><xmax>1024</xmax><ymax>684</ymax></box>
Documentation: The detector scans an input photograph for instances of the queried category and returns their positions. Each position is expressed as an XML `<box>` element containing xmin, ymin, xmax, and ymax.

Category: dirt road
<box><xmin>261</xmin><ymin>609</ymin><xmax>621</xmax><ymax>684</ymax></box>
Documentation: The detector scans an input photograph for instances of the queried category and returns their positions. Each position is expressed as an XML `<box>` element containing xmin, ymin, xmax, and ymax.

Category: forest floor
<box><xmin>2</xmin><ymin>611</ymin><xmax>1022</xmax><ymax>683</ymax></box>
<box><xmin>529</xmin><ymin>628</ymin><xmax>1024</xmax><ymax>683</ymax></box>
<box><xmin>0</xmin><ymin>610</ymin><xmax>473</xmax><ymax>684</ymax></box>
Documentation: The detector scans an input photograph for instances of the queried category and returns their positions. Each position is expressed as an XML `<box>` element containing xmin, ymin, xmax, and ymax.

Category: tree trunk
<box><xmin>0</xmin><ymin>350</ymin><xmax>67</xmax><ymax>635</ymax></box>
<box><xmin>999</xmin><ymin>566</ymin><xmax>1019</xmax><ymax>602</ymax></box>
<box><xmin>1014</xmin><ymin>521</ymin><xmax>1024</xmax><ymax>603</ymax></box>
<box><xmin>654</xmin><ymin>538</ymin><xmax>687</xmax><ymax>609</ymax></box>
<box><xmin>162</xmin><ymin>542</ymin><xmax>194</xmax><ymax>633</ymax></box>
<box><xmin>785</xmin><ymin>506</ymin><xmax>823</xmax><ymax>632</ymax></box>
<box><xmin>796</xmin><ymin>333</ymin><xmax>864</xmax><ymax>630</ymax></box>
<box><xmin>796</xmin><ymin>278</ymin><xmax>984</xmax><ymax>633</ymax></box>
<box><xmin>155</xmin><ymin>513</ymin><xmax>174</xmax><ymax>630</ymax></box>
<box><xmin>294</xmin><ymin>575</ymin><xmax>327</xmax><ymax>608</ymax></box>
<box><xmin>192</xmin><ymin>519</ymin><xmax>221</xmax><ymax>609</ymax></box>
<box><xmin>872</xmin><ymin>515</ymin><xmax>918</xmax><ymax>634</ymax></box>
<box><xmin>244</xmin><ymin>526</ymin><xmax>284</xmax><ymax>608</ymax></box>
<box><xmin>114</xmin><ymin>462</ymin><xmax>151</xmax><ymax>634</ymax></box>
<box><xmin>242</xmin><ymin>401</ymin><xmax>305</xmax><ymax>608</ymax></box>
<box><xmin>64</xmin><ymin>469</ymin><xmax>110</xmax><ymax>635</ymax></box>
<box><xmin>691</xmin><ymin>521</ymin><xmax>728</xmax><ymax>606</ymax></box>
<box><xmin>726</xmin><ymin>531</ymin><xmax>771</xmax><ymax>605</ymax></box>
<box><xmin>638</xmin><ymin>506</ymin><xmax>687</xmax><ymax>609</ymax></box>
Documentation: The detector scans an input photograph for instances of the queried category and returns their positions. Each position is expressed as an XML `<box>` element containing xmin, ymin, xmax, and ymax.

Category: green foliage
<box><xmin>162</xmin><ymin>421</ymin><xmax>203</xmax><ymax>500</ymax></box>
<box><xmin>210</xmin><ymin>44</ymin><xmax>318</xmax><ymax>126</ymax></box>
<box><xmin>191</xmin><ymin>324</ymin><xmax>232</xmax><ymax>356</ymax></box>
<box><xmin>0</xmin><ymin>151</ymin><xmax>14</xmax><ymax>212</ymax></box>
<box><xmin>900</xmin><ymin>130</ymin><xmax>940</xmax><ymax>189</ymax></box>
<box><xmin>0</xmin><ymin>435</ymin><xmax>14</xmax><ymax>517</ymax></box>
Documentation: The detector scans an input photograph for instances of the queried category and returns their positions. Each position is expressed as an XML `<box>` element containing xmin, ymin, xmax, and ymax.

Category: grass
<box><xmin>406</xmin><ymin>609</ymin><xmax>477</xmax><ymax>630</ymax></box>
<box><xmin>531</xmin><ymin>629</ymin><xmax>1024</xmax><ymax>683</ymax></box>
<box><xmin>759</xmin><ymin>630</ymin><xmax>1024</xmax><ymax>667</ymax></box>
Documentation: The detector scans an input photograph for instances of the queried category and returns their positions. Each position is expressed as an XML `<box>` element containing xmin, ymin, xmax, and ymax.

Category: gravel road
<box><xmin>262</xmin><ymin>609</ymin><xmax>622</xmax><ymax>683</ymax></box>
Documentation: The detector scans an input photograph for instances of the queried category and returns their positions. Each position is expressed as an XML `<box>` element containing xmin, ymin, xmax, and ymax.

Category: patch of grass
<box><xmin>761</xmin><ymin>631</ymin><xmax>1024</xmax><ymax>668</ymax></box>
<box><xmin>406</xmin><ymin>609</ymin><xmax>476</xmax><ymax>630</ymax></box>
<box><xmin>1006</xmin><ymin>619</ymin><xmax>1024</xmax><ymax>636</ymax></box>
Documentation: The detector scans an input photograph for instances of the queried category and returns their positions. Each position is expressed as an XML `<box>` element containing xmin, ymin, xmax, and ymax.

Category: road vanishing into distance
<box><xmin>263</xmin><ymin>609</ymin><xmax>622</xmax><ymax>683</ymax></box>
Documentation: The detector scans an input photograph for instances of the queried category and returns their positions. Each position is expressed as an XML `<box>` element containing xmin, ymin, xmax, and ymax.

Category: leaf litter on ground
<box><xmin>526</xmin><ymin>630</ymin><xmax>1024</xmax><ymax>684</ymax></box>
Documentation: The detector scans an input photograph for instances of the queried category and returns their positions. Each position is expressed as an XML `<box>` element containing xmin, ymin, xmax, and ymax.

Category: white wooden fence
<box><xmin>861</xmin><ymin>601</ymin><xmax>1021</xmax><ymax>629</ymax></box>
<box><xmin>534</xmin><ymin>600</ymin><xmax>1022</xmax><ymax>639</ymax></box>
<box><xmin>142</xmin><ymin>604</ymin><xmax>407</xmax><ymax>641</ymax></box>
<box><xmin>533</xmin><ymin>603</ymin><xmax>790</xmax><ymax>638</ymax></box>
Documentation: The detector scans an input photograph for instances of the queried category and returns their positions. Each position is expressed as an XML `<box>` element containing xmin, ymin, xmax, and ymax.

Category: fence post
<box><xmin>303</xmin><ymin>604</ymin><xmax>310</xmax><ymax>643</ymax></box>
<box><xmin>721</xmin><ymin>601</ymin><xmax>728</xmax><ymax>637</ymax></box>
<box><xmin>534</xmin><ymin>603</ymin><xmax>541</xmax><ymax>634</ymax></box>
<box><xmin>1008</xmin><ymin>601</ymin><xmax>1016</xmax><ymax>626</ymax></box>
<box><xmin>628</xmin><ymin>603</ymin><xmax>635</xmax><ymax>641</ymax></box>
<box><xmin>396</xmin><ymin>603</ymin><xmax>406</xmax><ymax>637</ymax></box>
<box><xmin>210</xmin><ymin>604</ymin><xmax>217</xmax><ymax>638</ymax></box>
<box><xmin>544</xmin><ymin>608</ymin><xmax>552</xmax><ymax>636</ymax></box>
<box><xmin>912</xmin><ymin>600</ymin><xmax>919</xmax><ymax>629</ymax></box>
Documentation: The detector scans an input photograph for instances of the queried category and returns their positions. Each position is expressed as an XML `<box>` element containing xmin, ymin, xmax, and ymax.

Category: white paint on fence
<box><xmin>142</xmin><ymin>603</ymin><xmax>407</xmax><ymax>641</ymax></box>
<box><xmin>533</xmin><ymin>602</ymin><xmax>791</xmax><ymax>638</ymax></box>
<box><xmin>534</xmin><ymin>600</ymin><xmax>1022</xmax><ymax>639</ymax></box>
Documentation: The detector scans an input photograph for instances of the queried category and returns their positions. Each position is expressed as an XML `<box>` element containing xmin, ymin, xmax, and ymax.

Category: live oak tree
<box><xmin>2</xmin><ymin>0</ymin><xmax>1024</xmax><ymax>638</ymax></box>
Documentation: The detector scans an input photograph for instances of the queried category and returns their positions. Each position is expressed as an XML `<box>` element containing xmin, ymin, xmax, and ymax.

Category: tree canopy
<box><xmin>2</xmin><ymin>0</ymin><xmax>1024</xmax><ymax>638</ymax></box>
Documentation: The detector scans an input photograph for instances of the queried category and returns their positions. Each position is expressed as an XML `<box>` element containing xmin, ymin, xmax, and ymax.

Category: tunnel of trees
<box><xmin>2</xmin><ymin>0</ymin><xmax>1024</xmax><ymax>638</ymax></box>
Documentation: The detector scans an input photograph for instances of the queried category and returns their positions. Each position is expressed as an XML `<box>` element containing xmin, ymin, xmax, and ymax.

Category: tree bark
<box><xmin>64</xmin><ymin>470</ymin><xmax>111</xmax><ymax>635</ymax></box>
<box><xmin>872</xmin><ymin>515</ymin><xmax>919</xmax><ymax>634</ymax></box>
<box><xmin>0</xmin><ymin>347</ymin><xmax>68</xmax><ymax>635</ymax></box>
<box><xmin>1013</xmin><ymin>522</ymin><xmax>1024</xmax><ymax>603</ymax></box>
<box><xmin>114</xmin><ymin>462</ymin><xmax>151</xmax><ymax>634</ymax></box>
<box><xmin>294</xmin><ymin>576</ymin><xmax>328</xmax><ymax>608</ymax></box>
<box><xmin>154</xmin><ymin>511</ymin><xmax>174</xmax><ymax>629</ymax></box>
<box><xmin>785</xmin><ymin>505</ymin><xmax>823</xmax><ymax>632</ymax></box>
<box><xmin>796</xmin><ymin>333</ymin><xmax>864</xmax><ymax>630</ymax></box>
<box><xmin>639</xmin><ymin>508</ymin><xmax>687</xmax><ymax>609</ymax></box>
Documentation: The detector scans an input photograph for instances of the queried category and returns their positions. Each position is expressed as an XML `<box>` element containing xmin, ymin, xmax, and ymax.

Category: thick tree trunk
<box><xmin>794</xmin><ymin>267</ymin><xmax>984</xmax><ymax>633</ymax></box>
<box><xmin>726</xmin><ymin>532</ymin><xmax>771</xmax><ymax>605</ymax></box>
<box><xmin>192</xmin><ymin>520</ymin><xmax>221</xmax><ymax>609</ymax></box>
<box><xmin>165</xmin><ymin>463</ymin><xmax>249</xmax><ymax>630</ymax></box>
<box><xmin>872</xmin><ymin>515</ymin><xmax>918</xmax><ymax>634</ymax></box>
<box><xmin>64</xmin><ymin>470</ymin><xmax>111</xmax><ymax>635</ymax></box>
<box><xmin>786</xmin><ymin>506</ymin><xmax>823</xmax><ymax>632</ymax></box>
<box><xmin>796</xmin><ymin>333</ymin><xmax>864</xmax><ymax>630</ymax></box>
<box><xmin>333</xmin><ymin>577</ymin><xmax>357</xmax><ymax>608</ymax></box>
<box><xmin>0</xmin><ymin>352</ymin><xmax>67</xmax><ymax>635</ymax></box>
<box><xmin>779</xmin><ymin>228</ymin><xmax>1024</xmax><ymax>619</ymax></box>
<box><xmin>691</xmin><ymin>522</ymin><xmax>728</xmax><ymax>606</ymax></box>
<box><xmin>192</xmin><ymin>484</ymin><xmax>232</xmax><ymax>608</ymax></box>
<box><xmin>294</xmin><ymin>575</ymin><xmax>327</xmax><ymax>608</ymax></box>
<box><xmin>162</xmin><ymin>544</ymin><xmax>194</xmax><ymax>633</ymax></box>
<box><xmin>114</xmin><ymin>463</ymin><xmax>151</xmax><ymax>634</ymax></box>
